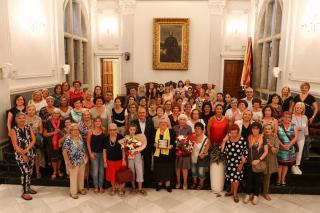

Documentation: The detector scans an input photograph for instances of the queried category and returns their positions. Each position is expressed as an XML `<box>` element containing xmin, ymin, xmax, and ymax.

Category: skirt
<box><xmin>175</xmin><ymin>156</ymin><xmax>191</xmax><ymax>169</ymax></box>
<box><xmin>106</xmin><ymin>160</ymin><xmax>122</xmax><ymax>183</ymax></box>
<box><xmin>154</xmin><ymin>160</ymin><xmax>174</xmax><ymax>182</ymax></box>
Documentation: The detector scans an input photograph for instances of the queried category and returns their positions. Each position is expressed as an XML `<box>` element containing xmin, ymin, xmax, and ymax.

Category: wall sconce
<box><xmin>301</xmin><ymin>13</ymin><xmax>320</xmax><ymax>32</ymax></box>
<box><xmin>272</xmin><ymin>67</ymin><xmax>281</xmax><ymax>78</ymax></box>
<box><xmin>62</xmin><ymin>64</ymin><xmax>70</xmax><ymax>75</ymax></box>
<box><xmin>124</xmin><ymin>52</ymin><xmax>130</xmax><ymax>61</ymax></box>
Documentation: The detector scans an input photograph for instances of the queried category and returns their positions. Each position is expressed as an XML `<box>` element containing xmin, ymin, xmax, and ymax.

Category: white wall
<box><xmin>133</xmin><ymin>1</ymin><xmax>211</xmax><ymax>84</ymax></box>
<box><xmin>255</xmin><ymin>0</ymin><xmax>320</xmax><ymax>97</ymax></box>
<box><xmin>280</xmin><ymin>0</ymin><xmax>320</xmax><ymax>96</ymax></box>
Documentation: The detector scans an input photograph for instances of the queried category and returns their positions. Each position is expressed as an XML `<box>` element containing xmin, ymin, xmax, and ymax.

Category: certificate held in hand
<box><xmin>158</xmin><ymin>139</ymin><xmax>169</xmax><ymax>149</ymax></box>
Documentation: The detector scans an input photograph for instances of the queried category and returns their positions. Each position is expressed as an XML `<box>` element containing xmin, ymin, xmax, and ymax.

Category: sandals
<box><xmin>190</xmin><ymin>183</ymin><xmax>197</xmax><ymax>189</ymax></box>
<box><xmin>109</xmin><ymin>190</ymin><xmax>116</xmax><ymax>196</ymax></box>
<box><xmin>138</xmin><ymin>189</ymin><xmax>147</xmax><ymax>196</ymax></box>
<box><xmin>79</xmin><ymin>189</ymin><xmax>87</xmax><ymax>195</ymax></box>
<box><xmin>197</xmin><ymin>185</ymin><xmax>204</xmax><ymax>190</ymax></box>
<box><xmin>281</xmin><ymin>182</ymin><xmax>287</xmax><ymax>187</ymax></box>
<box><xmin>27</xmin><ymin>188</ymin><xmax>37</xmax><ymax>194</ymax></box>
<box><xmin>51</xmin><ymin>172</ymin><xmax>57</xmax><ymax>180</ymax></box>
<box><xmin>99</xmin><ymin>188</ymin><xmax>105</xmax><ymax>193</ymax></box>
<box><xmin>58</xmin><ymin>172</ymin><xmax>64</xmax><ymax>178</ymax></box>
<box><xmin>21</xmin><ymin>193</ymin><xmax>32</xmax><ymax>201</ymax></box>
<box><xmin>93</xmin><ymin>188</ymin><xmax>99</xmax><ymax>193</ymax></box>
<box><xmin>233</xmin><ymin>195</ymin><xmax>239</xmax><ymax>203</ymax></box>
<box><xmin>118</xmin><ymin>191</ymin><xmax>125</xmax><ymax>197</ymax></box>
<box><xmin>175</xmin><ymin>183</ymin><xmax>181</xmax><ymax>189</ymax></box>
<box><xmin>225</xmin><ymin>192</ymin><xmax>232</xmax><ymax>197</ymax></box>
<box><xmin>70</xmin><ymin>194</ymin><xmax>79</xmax><ymax>199</ymax></box>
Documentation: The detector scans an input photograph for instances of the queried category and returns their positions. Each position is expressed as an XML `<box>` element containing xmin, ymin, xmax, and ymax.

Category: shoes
<box><xmin>21</xmin><ymin>193</ymin><xmax>32</xmax><ymax>201</ymax></box>
<box><xmin>243</xmin><ymin>194</ymin><xmax>250</xmax><ymax>204</ymax></box>
<box><xmin>100</xmin><ymin>188</ymin><xmax>105</xmax><ymax>193</ymax></box>
<box><xmin>79</xmin><ymin>189</ymin><xmax>87</xmax><ymax>195</ymax></box>
<box><xmin>281</xmin><ymin>182</ymin><xmax>287</xmax><ymax>187</ymax></box>
<box><xmin>296</xmin><ymin>166</ymin><xmax>302</xmax><ymax>175</ymax></box>
<box><xmin>183</xmin><ymin>184</ymin><xmax>188</xmax><ymax>190</ymax></box>
<box><xmin>138</xmin><ymin>189</ymin><xmax>147</xmax><ymax>196</ymax></box>
<box><xmin>291</xmin><ymin>165</ymin><xmax>299</xmax><ymax>175</ymax></box>
<box><xmin>233</xmin><ymin>195</ymin><xmax>239</xmax><ymax>203</ymax></box>
<box><xmin>118</xmin><ymin>191</ymin><xmax>125</xmax><ymax>197</ymax></box>
<box><xmin>263</xmin><ymin>194</ymin><xmax>271</xmax><ymax>201</ymax></box>
<box><xmin>190</xmin><ymin>183</ymin><xmax>197</xmax><ymax>189</ymax></box>
<box><xmin>166</xmin><ymin>186</ymin><xmax>172</xmax><ymax>193</ymax></box>
<box><xmin>156</xmin><ymin>185</ymin><xmax>162</xmax><ymax>191</ymax></box>
<box><xmin>94</xmin><ymin>188</ymin><xmax>99</xmax><ymax>193</ymax></box>
<box><xmin>225</xmin><ymin>192</ymin><xmax>232</xmax><ymax>197</ymax></box>
<box><xmin>175</xmin><ymin>183</ymin><xmax>181</xmax><ymax>189</ymax></box>
<box><xmin>70</xmin><ymin>194</ymin><xmax>79</xmax><ymax>199</ymax></box>
<box><xmin>252</xmin><ymin>196</ymin><xmax>259</xmax><ymax>205</ymax></box>
<box><xmin>26</xmin><ymin>188</ymin><xmax>37</xmax><ymax>194</ymax></box>
<box><xmin>109</xmin><ymin>190</ymin><xmax>116</xmax><ymax>196</ymax></box>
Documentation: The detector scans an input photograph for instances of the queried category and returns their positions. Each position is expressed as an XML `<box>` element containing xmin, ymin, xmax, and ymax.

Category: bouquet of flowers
<box><xmin>120</xmin><ymin>136</ymin><xmax>142</xmax><ymax>159</ymax></box>
<box><xmin>175</xmin><ymin>134</ymin><xmax>194</xmax><ymax>157</ymax></box>
<box><xmin>209</xmin><ymin>144</ymin><xmax>225</xmax><ymax>164</ymax></box>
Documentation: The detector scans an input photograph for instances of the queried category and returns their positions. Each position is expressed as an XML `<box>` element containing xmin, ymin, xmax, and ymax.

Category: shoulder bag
<box><xmin>197</xmin><ymin>137</ymin><xmax>210</xmax><ymax>167</ymax></box>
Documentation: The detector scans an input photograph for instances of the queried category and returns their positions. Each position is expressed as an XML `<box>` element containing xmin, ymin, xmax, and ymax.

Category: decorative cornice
<box><xmin>118</xmin><ymin>0</ymin><xmax>136</xmax><ymax>15</ymax></box>
<box><xmin>208</xmin><ymin>0</ymin><xmax>226</xmax><ymax>15</ymax></box>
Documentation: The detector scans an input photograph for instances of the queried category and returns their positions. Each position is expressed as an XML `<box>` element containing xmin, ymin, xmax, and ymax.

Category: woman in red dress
<box><xmin>207</xmin><ymin>104</ymin><xmax>229</xmax><ymax>146</ymax></box>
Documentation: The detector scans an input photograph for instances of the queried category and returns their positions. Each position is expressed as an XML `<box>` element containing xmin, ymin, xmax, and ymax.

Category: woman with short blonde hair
<box><xmin>63</xmin><ymin>123</ymin><xmax>88</xmax><ymax>199</ymax></box>
<box><xmin>291</xmin><ymin>102</ymin><xmax>308</xmax><ymax>175</ymax></box>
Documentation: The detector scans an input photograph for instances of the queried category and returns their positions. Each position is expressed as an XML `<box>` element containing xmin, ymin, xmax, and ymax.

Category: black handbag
<box><xmin>197</xmin><ymin>137</ymin><xmax>210</xmax><ymax>167</ymax></box>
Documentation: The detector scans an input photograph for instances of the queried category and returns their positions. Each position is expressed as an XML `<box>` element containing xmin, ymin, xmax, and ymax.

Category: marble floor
<box><xmin>0</xmin><ymin>184</ymin><xmax>319</xmax><ymax>213</ymax></box>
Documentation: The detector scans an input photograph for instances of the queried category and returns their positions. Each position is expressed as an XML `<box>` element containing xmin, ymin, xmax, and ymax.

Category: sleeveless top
<box><xmin>13</xmin><ymin>125</ymin><xmax>34</xmax><ymax>159</ymax></box>
<box><xmin>209</xmin><ymin>116</ymin><xmax>228</xmax><ymax>145</ymax></box>
<box><xmin>112</xmin><ymin>108</ymin><xmax>126</xmax><ymax>127</ymax></box>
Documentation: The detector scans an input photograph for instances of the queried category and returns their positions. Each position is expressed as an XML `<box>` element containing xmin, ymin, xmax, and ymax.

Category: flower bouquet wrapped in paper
<box><xmin>175</xmin><ymin>134</ymin><xmax>194</xmax><ymax>157</ymax></box>
<box><xmin>120</xmin><ymin>134</ymin><xmax>147</xmax><ymax>159</ymax></box>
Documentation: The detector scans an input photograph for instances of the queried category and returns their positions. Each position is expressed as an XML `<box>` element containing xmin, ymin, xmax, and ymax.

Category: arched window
<box><xmin>64</xmin><ymin>0</ymin><xmax>89</xmax><ymax>84</ymax></box>
<box><xmin>253</xmin><ymin>0</ymin><xmax>282</xmax><ymax>100</ymax></box>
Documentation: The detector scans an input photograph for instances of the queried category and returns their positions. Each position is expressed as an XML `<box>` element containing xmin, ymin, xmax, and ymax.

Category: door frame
<box><xmin>94</xmin><ymin>53</ymin><xmax>123</xmax><ymax>95</ymax></box>
<box><xmin>220</xmin><ymin>54</ymin><xmax>245</xmax><ymax>93</ymax></box>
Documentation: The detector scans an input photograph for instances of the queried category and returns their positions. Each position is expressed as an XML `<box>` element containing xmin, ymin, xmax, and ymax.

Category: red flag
<box><xmin>240</xmin><ymin>37</ymin><xmax>253</xmax><ymax>89</ymax></box>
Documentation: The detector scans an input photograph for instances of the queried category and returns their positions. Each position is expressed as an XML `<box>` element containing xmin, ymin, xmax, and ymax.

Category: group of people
<box><xmin>7</xmin><ymin>79</ymin><xmax>319</xmax><ymax>205</ymax></box>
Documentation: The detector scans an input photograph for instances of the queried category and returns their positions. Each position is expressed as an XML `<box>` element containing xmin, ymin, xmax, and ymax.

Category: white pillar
<box><xmin>0</xmin><ymin>0</ymin><xmax>14</xmax><ymax>159</ymax></box>
<box><xmin>119</xmin><ymin>0</ymin><xmax>136</xmax><ymax>94</ymax></box>
<box><xmin>208</xmin><ymin>0</ymin><xmax>226</xmax><ymax>92</ymax></box>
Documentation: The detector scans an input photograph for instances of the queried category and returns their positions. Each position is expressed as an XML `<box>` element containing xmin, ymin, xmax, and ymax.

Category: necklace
<box><xmin>109</xmin><ymin>137</ymin><xmax>116</xmax><ymax>147</ymax></box>
<box><xmin>215</xmin><ymin>115</ymin><xmax>222</xmax><ymax>121</ymax></box>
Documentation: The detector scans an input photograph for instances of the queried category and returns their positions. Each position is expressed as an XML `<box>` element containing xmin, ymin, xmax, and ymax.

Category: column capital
<box><xmin>119</xmin><ymin>0</ymin><xmax>136</xmax><ymax>15</ymax></box>
<box><xmin>208</xmin><ymin>0</ymin><xmax>226</xmax><ymax>15</ymax></box>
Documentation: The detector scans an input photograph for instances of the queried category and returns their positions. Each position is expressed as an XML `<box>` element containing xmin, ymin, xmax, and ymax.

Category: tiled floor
<box><xmin>0</xmin><ymin>184</ymin><xmax>319</xmax><ymax>213</ymax></box>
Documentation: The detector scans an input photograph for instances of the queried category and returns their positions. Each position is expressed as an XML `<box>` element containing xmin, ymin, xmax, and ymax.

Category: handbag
<box><xmin>116</xmin><ymin>166</ymin><xmax>133</xmax><ymax>184</ymax></box>
<box><xmin>280</xmin><ymin>124</ymin><xmax>299</xmax><ymax>153</ymax></box>
<box><xmin>251</xmin><ymin>147</ymin><xmax>267</xmax><ymax>174</ymax></box>
<box><xmin>197</xmin><ymin>137</ymin><xmax>210</xmax><ymax>167</ymax></box>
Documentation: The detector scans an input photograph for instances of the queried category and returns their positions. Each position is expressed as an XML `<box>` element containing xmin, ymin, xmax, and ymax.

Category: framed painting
<box><xmin>153</xmin><ymin>18</ymin><xmax>189</xmax><ymax>70</ymax></box>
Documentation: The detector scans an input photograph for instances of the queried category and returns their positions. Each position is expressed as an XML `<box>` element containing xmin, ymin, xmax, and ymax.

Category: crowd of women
<box><xmin>7</xmin><ymin>79</ymin><xmax>319</xmax><ymax>205</ymax></box>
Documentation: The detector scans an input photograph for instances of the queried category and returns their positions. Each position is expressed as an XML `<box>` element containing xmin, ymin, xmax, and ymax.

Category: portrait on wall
<box><xmin>153</xmin><ymin>18</ymin><xmax>189</xmax><ymax>70</ymax></box>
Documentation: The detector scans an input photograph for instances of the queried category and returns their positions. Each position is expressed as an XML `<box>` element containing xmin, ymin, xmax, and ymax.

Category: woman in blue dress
<box><xmin>277</xmin><ymin>111</ymin><xmax>298</xmax><ymax>186</ymax></box>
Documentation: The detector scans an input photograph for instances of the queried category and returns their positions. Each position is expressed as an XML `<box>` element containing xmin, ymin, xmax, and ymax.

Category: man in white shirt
<box><xmin>242</xmin><ymin>87</ymin><xmax>254</xmax><ymax>111</ymax></box>
<box><xmin>104</xmin><ymin>91</ymin><xmax>114</xmax><ymax>111</ymax></box>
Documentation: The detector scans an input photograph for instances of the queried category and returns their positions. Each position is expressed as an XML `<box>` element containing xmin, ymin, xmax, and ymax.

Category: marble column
<box><xmin>0</xmin><ymin>0</ymin><xmax>14</xmax><ymax>159</ymax></box>
<box><xmin>208</xmin><ymin>0</ymin><xmax>226</xmax><ymax>92</ymax></box>
<box><xmin>119</xmin><ymin>0</ymin><xmax>136</xmax><ymax>94</ymax></box>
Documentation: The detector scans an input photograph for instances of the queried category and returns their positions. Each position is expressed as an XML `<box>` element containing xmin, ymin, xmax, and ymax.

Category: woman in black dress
<box><xmin>112</xmin><ymin>97</ymin><xmax>126</xmax><ymax>136</ymax></box>
<box><xmin>153</xmin><ymin>118</ymin><xmax>176</xmax><ymax>192</ymax></box>
<box><xmin>7</xmin><ymin>95</ymin><xmax>26</xmax><ymax>138</ymax></box>
<box><xmin>222</xmin><ymin>124</ymin><xmax>248</xmax><ymax>203</ymax></box>
<box><xmin>292</xmin><ymin>82</ymin><xmax>318</xmax><ymax>124</ymax></box>
<box><xmin>281</xmin><ymin>86</ymin><xmax>294</xmax><ymax>112</ymax></box>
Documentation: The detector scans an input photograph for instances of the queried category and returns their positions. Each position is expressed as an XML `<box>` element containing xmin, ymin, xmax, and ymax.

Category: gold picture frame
<box><xmin>153</xmin><ymin>18</ymin><xmax>189</xmax><ymax>70</ymax></box>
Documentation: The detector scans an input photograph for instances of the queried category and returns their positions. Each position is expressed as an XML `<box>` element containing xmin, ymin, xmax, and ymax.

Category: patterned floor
<box><xmin>0</xmin><ymin>184</ymin><xmax>319</xmax><ymax>213</ymax></box>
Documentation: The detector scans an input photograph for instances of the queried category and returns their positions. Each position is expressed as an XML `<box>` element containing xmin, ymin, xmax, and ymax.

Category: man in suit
<box><xmin>131</xmin><ymin>106</ymin><xmax>155</xmax><ymax>187</ymax></box>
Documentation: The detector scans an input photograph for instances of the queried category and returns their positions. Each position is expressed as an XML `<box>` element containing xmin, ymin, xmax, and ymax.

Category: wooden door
<box><xmin>223</xmin><ymin>60</ymin><xmax>244</xmax><ymax>98</ymax></box>
<box><xmin>101</xmin><ymin>59</ymin><xmax>113</xmax><ymax>97</ymax></box>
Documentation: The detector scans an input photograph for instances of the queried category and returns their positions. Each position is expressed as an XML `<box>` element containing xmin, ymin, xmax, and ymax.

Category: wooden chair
<box><xmin>125</xmin><ymin>82</ymin><xmax>139</xmax><ymax>95</ymax></box>
<box><xmin>145</xmin><ymin>82</ymin><xmax>158</xmax><ymax>91</ymax></box>
<box><xmin>165</xmin><ymin>81</ymin><xmax>177</xmax><ymax>89</ymax></box>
